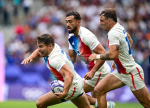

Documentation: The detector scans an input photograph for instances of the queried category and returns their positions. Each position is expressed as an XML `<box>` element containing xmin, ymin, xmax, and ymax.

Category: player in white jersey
<box><xmin>89</xmin><ymin>8</ymin><xmax>150</xmax><ymax>108</ymax></box>
<box><xmin>21</xmin><ymin>34</ymin><xmax>93</xmax><ymax>108</ymax></box>
<box><xmin>66</xmin><ymin>11</ymin><xmax>115</xmax><ymax>108</ymax></box>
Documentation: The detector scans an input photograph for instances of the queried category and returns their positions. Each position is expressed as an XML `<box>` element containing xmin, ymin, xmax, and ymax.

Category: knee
<box><xmin>140</xmin><ymin>97</ymin><xmax>150</xmax><ymax>108</ymax></box>
<box><xmin>36</xmin><ymin>98</ymin><xmax>44</xmax><ymax>108</ymax></box>
<box><xmin>142</xmin><ymin>104</ymin><xmax>150</xmax><ymax>108</ymax></box>
<box><xmin>94</xmin><ymin>86</ymin><xmax>106</xmax><ymax>96</ymax></box>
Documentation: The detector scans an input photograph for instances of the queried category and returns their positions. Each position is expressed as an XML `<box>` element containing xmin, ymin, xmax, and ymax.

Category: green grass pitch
<box><xmin>0</xmin><ymin>100</ymin><xmax>143</xmax><ymax>108</ymax></box>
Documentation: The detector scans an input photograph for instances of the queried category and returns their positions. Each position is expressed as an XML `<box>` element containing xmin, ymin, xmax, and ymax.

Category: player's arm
<box><xmin>68</xmin><ymin>49</ymin><xmax>77</xmax><ymax>63</ymax></box>
<box><xmin>21</xmin><ymin>49</ymin><xmax>41</xmax><ymax>65</ymax></box>
<box><xmin>127</xmin><ymin>32</ymin><xmax>133</xmax><ymax>47</ymax></box>
<box><xmin>92</xmin><ymin>43</ymin><xmax>106</xmax><ymax>69</ymax></box>
<box><xmin>84</xmin><ymin>43</ymin><xmax>106</xmax><ymax>80</ymax></box>
<box><xmin>56</xmin><ymin>64</ymin><xmax>73</xmax><ymax>98</ymax></box>
<box><xmin>89</xmin><ymin>44</ymin><xmax>119</xmax><ymax>61</ymax></box>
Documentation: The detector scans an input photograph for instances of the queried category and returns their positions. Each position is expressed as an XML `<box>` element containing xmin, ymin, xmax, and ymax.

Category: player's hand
<box><xmin>111</xmin><ymin>62</ymin><xmax>116</xmax><ymax>70</ymax></box>
<box><xmin>21</xmin><ymin>57</ymin><xmax>33</xmax><ymax>65</ymax></box>
<box><xmin>84</xmin><ymin>71</ymin><xmax>95</xmax><ymax>80</ymax></box>
<box><xmin>89</xmin><ymin>54</ymin><xmax>97</xmax><ymax>62</ymax></box>
<box><xmin>54</xmin><ymin>92</ymin><xmax>67</xmax><ymax>99</ymax></box>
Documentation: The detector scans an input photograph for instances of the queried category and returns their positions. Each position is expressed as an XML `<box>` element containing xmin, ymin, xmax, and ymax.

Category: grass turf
<box><xmin>0</xmin><ymin>100</ymin><xmax>143</xmax><ymax>108</ymax></box>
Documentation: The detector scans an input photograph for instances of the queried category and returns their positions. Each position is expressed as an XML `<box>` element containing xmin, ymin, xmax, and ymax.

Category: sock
<box><xmin>95</xmin><ymin>99</ymin><xmax>98</xmax><ymax>107</ymax></box>
<box><xmin>107</xmin><ymin>102</ymin><xmax>110</xmax><ymax>108</ymax></box>
<box><xmin>95</xmin><ymin>100</ymin><xmax>110</xmax><ymax>108</ymax></box>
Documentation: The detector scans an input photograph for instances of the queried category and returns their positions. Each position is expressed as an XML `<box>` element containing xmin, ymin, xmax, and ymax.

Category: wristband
<box><xmin>96</xmin><ymin>54</ymin><xmax>101</xmax><ymax>60</ymax></box>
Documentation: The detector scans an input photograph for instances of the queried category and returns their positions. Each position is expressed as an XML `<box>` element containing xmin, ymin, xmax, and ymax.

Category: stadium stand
<box><xmin>1</xmin><ymin>0</ymin><xmax>150</xmax><ymax>86</ymax></box>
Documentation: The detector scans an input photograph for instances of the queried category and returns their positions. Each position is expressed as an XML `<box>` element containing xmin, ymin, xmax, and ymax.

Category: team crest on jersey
<box><xmin>72</xmin><ymin>41</ymin><xmax>75</xmax><ymax>45</ymax></box>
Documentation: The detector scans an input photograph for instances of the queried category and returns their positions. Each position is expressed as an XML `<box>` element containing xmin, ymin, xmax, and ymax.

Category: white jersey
<box><xmin>68</xmin><ymin>26</ymin><xmax>109</xmax><ymax>71</ymax></box>
<box><xmin>108</xmin><ymin>23</ymin><xmax>137</xmax><ymax>74</ymax></box>
<box><xmin>44</xmin><ymin>43</ymin><xmax>82</xmax><ymax>84</ymax></box>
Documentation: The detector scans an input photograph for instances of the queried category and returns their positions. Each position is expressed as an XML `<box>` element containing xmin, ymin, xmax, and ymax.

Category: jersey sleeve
<box><xmin>83</xmin><ymin>34</ymin><xmax>100</xmax><ymax>50</ymax></box>
<box><xmin>108</xmin><ymin>30</ymin><xmax>120</xmax><ymax>46</ymax></box>
<box><xmin>49</xmin><ymin>57</ymin><xmax>66</xmax><ymax>72</ymax></box>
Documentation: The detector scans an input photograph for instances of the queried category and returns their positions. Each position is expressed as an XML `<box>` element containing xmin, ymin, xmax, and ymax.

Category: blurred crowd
<box><xmin>1</xmin><ymin>0</ymin><xmax>150</xmax><ymax>84</ymax></box>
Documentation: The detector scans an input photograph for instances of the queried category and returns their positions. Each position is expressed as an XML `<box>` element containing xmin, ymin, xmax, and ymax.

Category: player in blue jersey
<box><xmin>66</xmin><ymin>11</ymin><xmax>115</xmax><ymax>108</ymax></box>
<box><xmin>21</xmin><ymin>34</ymin><xmax>93</xmax><ymax>108</ymax></box>
<box><xmin>89</xmin><ymin>8</ymin><xmax>150</xmax><ymax>108</ymax></box>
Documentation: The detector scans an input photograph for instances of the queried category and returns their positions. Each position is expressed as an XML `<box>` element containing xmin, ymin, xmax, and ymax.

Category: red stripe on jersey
<box><xmin>108</xmin><ymin>35</ymin><xmax>126</xmax><ymax>74</ymax></box>
<box><xmin>114</xmin><ymin>58</ymin><xmax>127</xmax><ymax>74</ymax></box>
<box><xmin>136</xmin><ymin>67</ymin><xmax>145</xmax><ymax>83</ymax></box>
<box><xmin>47</xmin><ymin>60</ymin><xmax>64</xmax><ymax>82</ymax></box>
<box><xmin>78</xmin><ymin>36</ymin><xmax>95</xmax><ymax>71</ymax></box>
<box><xmin>66</xmin><ymin>87</ymin><xmax>76</xmax><ymax>100</ymax></box>
<box><xmin>94</xmin><ymin>73</ymin><xmax>101</xmax><ymax>87</ymax></box>
<box><xmin>107</xmin><ymin>35</ymin><xmax>109</xmax><ymax>47</ymax></box>
<box><xmin>129</xmin><ymin>73</ymin><xmax>137</xmax><ymax>90</ymax></box>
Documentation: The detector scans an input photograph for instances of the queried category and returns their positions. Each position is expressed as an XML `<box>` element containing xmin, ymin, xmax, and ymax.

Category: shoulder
<box><xmin>49</xmin><ymin>54</ymin><xmax>63</xmax><ymax>66</ymax></box>
<box><xmin>79</xmin><ymin>27</ymin><xmax>95</xmax><ymax>36</ymax></box>
<box><xmin>108</xmin><ymin>29</ymin><xmax>118</xmax><ymax>37</ymax></box>
<box><xmin>68</xmin><ymin>33</ymin><xmax>74</xmax><ymax>39</ymax></box>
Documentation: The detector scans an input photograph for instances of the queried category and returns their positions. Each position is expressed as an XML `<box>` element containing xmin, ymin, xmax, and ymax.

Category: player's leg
<box><xmin>130</xmin><ymin>66</ymin><xmax>150</xmax><ymax>107</ymax></box>
<box><xmin>132</xmin><ymin>86</ymin><xmax>150</xmax><ymax>108</ymax></box>
<box><xmin>84</xmin><ymin>68</ymin><xmax>114</xmax><ymax>107</ymax></box>
<box><xmin>125</xmin><ymin>65</ymin><xmax>150</xmax><ymax>108</ymax></box>
<box><xmin>84</xmin><ymin>81</ymin><xmax>94</xmax><ymax>93</ymax></box>
<box><xmin>83</xmin><ymin>81</ymin><xmax>96</xmax><ymax>105</ymax></box>
<box><xmin>86</xmin><ymin>94</ymin><xmax>96</xmax><ymax>105</ymax></box>
<box><xmin>91</xmin><ymin>90</ymin><xmax>96</xmax><ymax>98</ymax></box>
<box><xmin>84</xmin><ymin>78</ymin><xmax>116</xmax><ymax>108</ymax></box>
<box><xmin>71</xmin><ymin>92</ymin><xmax>94</xmax><ymax>108</ymax></box>
<box><xmin>36</xmin><ymin>91</ymin><xmax>62</xmax><ymax>108</ymax></box>
<box><xmin>94</xmin><ymin>73</ymin><xmax>125</xmax><ymax>108</ymax></box>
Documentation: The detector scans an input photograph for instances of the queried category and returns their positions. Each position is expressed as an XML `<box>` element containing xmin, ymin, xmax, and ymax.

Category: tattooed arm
<box><xmin>89</xmin><ymin>44</ymin><xmax>120</xmax><ymax>61</ymax></box>
<box><xmin>100</xmin><ymin>44</ymin><xmax>119</xmax><ymax>60</ymax></box>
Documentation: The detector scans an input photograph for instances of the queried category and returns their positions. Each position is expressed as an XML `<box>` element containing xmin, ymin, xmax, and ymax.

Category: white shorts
<box><xmin>111</xmin><ymin>65</ymin><xmax>145</xmax><ymax>91</ymax></box>
<box><xmin>85</xmin><ymin>62</ymin><xmax>111</xmax><ymax>87</ymax></box>
<box><xmin>63</xmin><ymin>78</ymin><xmax>84</xmax><ymax>101</ymax></box>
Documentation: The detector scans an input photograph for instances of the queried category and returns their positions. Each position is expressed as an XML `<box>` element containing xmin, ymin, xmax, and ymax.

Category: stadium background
<box><xmin>0</xmin><ymin>0</ymin><xmax>150</xmax><ymax>107</ymax></box>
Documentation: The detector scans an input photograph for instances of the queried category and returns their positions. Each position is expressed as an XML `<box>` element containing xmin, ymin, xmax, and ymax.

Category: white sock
<box><xmin>107</xmin><ymin>102</ymin><xmax>109</xmax><ymax>108</ymax></box>
<box><xmin>95</xmin><ymin>99</ymin><xmax>98</xmax><ymax>107</ymax></box>
<box><xmin>95</xmin><ymin>100</ymin><xmax>110</xmax><ymax>108</ymax></box>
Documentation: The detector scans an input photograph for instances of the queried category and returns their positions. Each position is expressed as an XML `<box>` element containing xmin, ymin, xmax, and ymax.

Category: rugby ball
<box><xmin>50</xmin><ymin>80</ymin><xmax>64</xmax><ymax>94</ymax></box>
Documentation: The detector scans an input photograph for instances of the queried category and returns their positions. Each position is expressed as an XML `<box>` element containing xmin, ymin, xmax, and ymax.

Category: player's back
<box><xmin>108</xmin><ymin>23</ymin><xmax>137</xmax><ymax>73</ymax></box>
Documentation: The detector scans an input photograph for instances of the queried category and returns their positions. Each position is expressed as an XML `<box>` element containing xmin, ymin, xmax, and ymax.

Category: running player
<box><xmin>66</xmin><ymin>11</ymin><xmax>115</xmax><ymax>108</ymax></box>
<box><xmin>21</xmin><ymin>34</ymin><xmax>93</xmax><ymax>108</ymax></box>
<box><xmin>89</xmin><ymin>8</ymin><xmax>150</xmax><ymax>108</ymax></box>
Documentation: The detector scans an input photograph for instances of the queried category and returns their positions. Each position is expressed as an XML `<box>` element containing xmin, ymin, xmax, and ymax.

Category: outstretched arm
<box><xmin>21</xmin><ymin>49</ymin><xmax>41</xmax><ymax>65</ymax></box>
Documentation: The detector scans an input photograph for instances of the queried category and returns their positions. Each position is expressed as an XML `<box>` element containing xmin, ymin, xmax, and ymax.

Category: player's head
<box><xmin>100</xmin><ymin>8</ymin><xmax>117</xmax><ymax>31</ymax></box>
<box><xmin>66</xmin><ymin>11</ymin><xmax>81</xmax><ymax>33</ymax></box>
<box><xmin>37</xmin><ymin>34</ymin><xmax>54</xmax><ymax>57</ymax></box>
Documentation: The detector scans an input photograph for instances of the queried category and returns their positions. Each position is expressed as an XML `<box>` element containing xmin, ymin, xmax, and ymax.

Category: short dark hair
<box><xmin>66</xmin><ymin>11</ymin><xmax>81</xmax><ymax>20</ymax></box>
<box><xmin>100</xmin><ymin>8</ymin><xmax>117</xmax><ymax>22</ymax></box>
<box><xmin>37</xmin><ymin>34</ymin><xmax>54</xmax><ymax>46</ymax></box>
